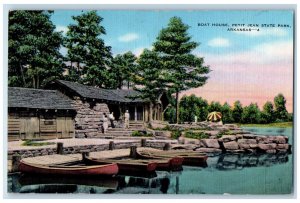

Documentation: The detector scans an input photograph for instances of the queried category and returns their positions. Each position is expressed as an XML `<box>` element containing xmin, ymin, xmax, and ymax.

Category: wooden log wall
<box><xmin>8</xmin><ymin>109</ymin><xmax>75</xmax><ymax>141</ymax></box>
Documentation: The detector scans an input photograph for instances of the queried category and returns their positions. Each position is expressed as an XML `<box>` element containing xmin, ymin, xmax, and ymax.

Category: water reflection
<box><xmin>214</xmin><ymin>153</ymin><xmax>289</xmax><ymax>171</ymax></box>
<box><xmin>8</xmin><ymin>153</ymin><xmax>290</xmax><ymax>194</ymax></box>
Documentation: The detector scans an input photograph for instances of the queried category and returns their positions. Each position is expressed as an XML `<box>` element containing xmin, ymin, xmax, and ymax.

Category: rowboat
<box><xmin>135</xmin><ymin>153</ymin><xmax>183</xmax><ymax>171</ymax></box>
<box><xmin>18</xmin><ymin>160</ymin><xmax>119</xmax><ymax>176</ymax></box>
<box><xmin>137</xmin><ymin>149</ymin><xmax>208</xmax><ymax>167</ymax></box>
<box><xmin>85</xmin><ymin>157</ymin><xmax>183</xmax><ymax>173</ymax></box>
<box><xmin>83</xmin><ymin>156</ymin><xmax>157</xmax><ymax>176</ymax></box>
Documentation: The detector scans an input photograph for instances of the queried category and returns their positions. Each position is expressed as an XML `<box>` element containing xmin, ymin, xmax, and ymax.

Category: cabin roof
<box><xmin>8</xmin><ymin>87</ymin><xmax>75</xmax><ymax>110</ymax></box>
<box><xmin>55</xmin><ymin>80</ymin><xmax>145</xmax><ymax>103</ymax></box>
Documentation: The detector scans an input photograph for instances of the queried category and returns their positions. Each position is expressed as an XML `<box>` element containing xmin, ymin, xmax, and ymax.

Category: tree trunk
<box><xmin>37</xmin><ymin>75</ymin><xmax>39</xmax><ymax>89</ymax></box>
<box><xmin>175</xmin><ymin>91</ymin><xmax>179</xmax><ymax>124</ymax></box>
<box><xmin>149</xmin><ymin>102</ymin><xmax>153</xmax><ymax>122</ymax></box>
<box><xmin>19</xmin><ymin>64</ymin><xmax>26</xmax><ymax>87</ymax></box>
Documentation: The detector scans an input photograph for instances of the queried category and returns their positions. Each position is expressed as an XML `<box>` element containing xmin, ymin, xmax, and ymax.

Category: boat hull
<box><xmin>18</xmin><ymin>160</ymin><xmax>119</xmax><ymax>176</ymax></box>
<box><xmin>137</xmin><ymin>150</ymin><xmax>208</xmax><ymax>167</ymax></box>
<box><xmin>84</xmin><ymin>157</ymin><xmax>157</xmax><ymax>175</ymax></box>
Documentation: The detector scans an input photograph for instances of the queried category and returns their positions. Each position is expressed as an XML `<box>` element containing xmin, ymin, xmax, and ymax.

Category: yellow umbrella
<box><xmin>207</xmin><ymin>111</ymin><xmax>222</xmax><ymax>122</ymax></box>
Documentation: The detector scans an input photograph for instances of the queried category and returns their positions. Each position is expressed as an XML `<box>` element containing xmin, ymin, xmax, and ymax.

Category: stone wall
<box><xmin>72</xmin><ymin>97</ymin><xmax>110</xmax><ymax>138</ymax></box>
<box><xmin>194</xmin><ymin>134</ymin><xmax>291</xmax><ymax>155</ymax></box>
<box><xmin>7</xmin><ymin>140</ymin><xmax>177</xmax><ymax>160</ymax></box>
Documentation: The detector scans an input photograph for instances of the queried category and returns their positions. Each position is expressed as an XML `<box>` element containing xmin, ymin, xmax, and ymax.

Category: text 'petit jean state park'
<box><xmin>7</xmin><ymin>10</ymin><xmax>293</xmax><ymax>195</ymax></box>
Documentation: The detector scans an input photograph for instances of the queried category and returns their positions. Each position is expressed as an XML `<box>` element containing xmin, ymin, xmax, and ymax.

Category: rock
<box><xmin>178</xmin><ymin>137</ymin><xmax>185</xmax><ymax>144</ymax></box>
<box><xmin>249</xmin><ymin>144</ymin><xmax>258</xmax><ymax>148</ymax></box>
<box><xmin>238</xmin><ymin>143</ymin><xmax>250</xmax><ymax>149</ymax></box>
<box><xmin>277</xmin><ymin>144</ymin><xmax>289</xmax><ymax>150</ymax></box>
<box><xmin>219</xmin><ymin>135</ymin><xmax>236</xmax><ymax>142</ymax></box>
<box><xmin>275</xmin><ymin>136</ymin><xmax>286</xmax><ymax>144</ymax></box>
<box><xmin>194</xmin><ymin>147</ymin><xmax>222</xmax><ymax>154</ymax></box>
<box><xmin>237</xmin><ymin>139</ymin><xmax>257</xmax><ymax>145</ymax></box>
<box><xmin>243</xmin><ymin>134</ymin><xmax>257</xmax><ymax>139</ymax></box>
<box><xmin>203</xmin><ymin>130</ymin><xmax>220</xmax><ymax>137</ymax></box>
<box><xmin>256</xmin><ymin>136</ymin><xmax>268</xmax><ymax>143</ymax></box>
<box><xmin>171</xmin><ymin>144</ymin><xmax>197</xmax><ymax>150</ymax></box>
<box><xmin>155</xmin><ymin>131</ymin><xmax>171</xmax><ymax>138</ymax></box>
<box><xmin>223</xmin><ymin>141</ymin><xmax>239</xmax><ymax>150</ymax></box>
<box><xmin>236</xmin><ymin>134</ymin><xmax>243</xmax><ymax>139</ymax></box>
<box><xmin>200</xmin><ymin>139</ymin><xmax>220</xmax><ymax>148</ymax></box>
<box><xmin>258</xmin><ymin>143</ymin><xmax>277</xmax><ymax>151</ymax></box>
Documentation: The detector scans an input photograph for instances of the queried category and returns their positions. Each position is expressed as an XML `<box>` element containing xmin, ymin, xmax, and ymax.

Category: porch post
<box><xmin>134</xmin><ymin>106</ymin><xmax>137</xmax><ymax>121</ymax></box>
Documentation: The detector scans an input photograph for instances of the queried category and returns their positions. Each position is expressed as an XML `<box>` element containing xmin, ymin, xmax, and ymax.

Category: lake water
<box><xmin>7</xmin><ymin>127</ymin><xmax>294</xmax><ymax>195</ymax></box>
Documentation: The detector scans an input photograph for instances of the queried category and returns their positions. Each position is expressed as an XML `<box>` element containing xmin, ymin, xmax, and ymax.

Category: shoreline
<box><xmin>239</xmin><ymin>122</ymin><xmax>293</xmax><ymax>128</ymax></box>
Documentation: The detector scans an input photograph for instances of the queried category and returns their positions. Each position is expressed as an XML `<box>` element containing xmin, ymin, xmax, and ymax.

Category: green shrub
<box><xmin>131</xmin><ymin>131</ymin><xmax>153</xmax><ymax>137</ymax></box>
<box><xmin>171</xmin><ymin>130</ymin><xmax>182</xmax><ymax>139</ymax></box>
<box><xmin>22</xmin><ymin>140</ymin><xmax>56</xmax><ymax>146</ymax></box>
<box><xmin>184</xmin><ymin>131</ymin><xmax>209</xmax><ymax>139</ymax></box>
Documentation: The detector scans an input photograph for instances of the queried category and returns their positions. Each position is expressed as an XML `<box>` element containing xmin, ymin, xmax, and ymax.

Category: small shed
<box><xmin>8</xmin><ymin>87</ymin><xmax>76</xmax><ymax>141</ymax></box>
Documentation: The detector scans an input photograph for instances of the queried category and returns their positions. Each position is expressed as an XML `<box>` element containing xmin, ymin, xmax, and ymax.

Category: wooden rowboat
<box><xmin>135</xmin><ymin>152</ymin><xmax>183</xmax><ymax>171</ymax></box>
<box><xmin>85</xmin><ymin>157</ymin><xmax>183</xmax><ymax>173</ymax></box>
<box><xmin>137</xmin><ymin>149</ymin><xmax>208</xmax><ymax>167</ymax></box>
<box><xmin>83</xmin><ymin>156</ymin><xmax>157</xmax><ymax>175</ymax></box>
<box><xmin>18</xmin><ymin>160</ymin><xmax>119</xmax><ymax>176</ymax></box>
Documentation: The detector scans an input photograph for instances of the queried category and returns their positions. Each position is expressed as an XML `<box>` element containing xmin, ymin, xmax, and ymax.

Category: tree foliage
<box><xmin>179</xmin><ymin>94</ymin><xmax>209</xmax><ymax>123</ymax></box>
<box><xmin>221</xmin><ymin>102</ymin><xmax>234</xmax><ymax>124</ymax></box>
<box><xmin>241</xmin><ymin>103</ymin><xmax>261</xmax><ymax>124</ymax></box>
<box><xmin>9</xmin><ymin>10</ymin><xmax>64</xmax><ymax>88</ymax></box>
<box><xmin>153</xmin><ymin>16</ymin><xmax>210</xmax><ymax>123</ymax></box>
<box><xmin>261</xmin><ymin>101</ymin><xmax>275</xmax><ymax>123</ymax></box>
<box><xmin>110</xmin><ymin>51</ymin><xmax>137</xmax><ymax>89</ymax></box>
<box><xmin>274</xmin><ymin>93</ymin><xmax>289</xmax><ymax>121</ymax></box>
<box><xmin>232</xmin><ymin>101</ymin><xmax>243</xmax><ymax>123</ymax></box>
<box><xmin>64</xmin><ymin>11</ymin><xmax>112</xmax><ymax>87</ymax></box>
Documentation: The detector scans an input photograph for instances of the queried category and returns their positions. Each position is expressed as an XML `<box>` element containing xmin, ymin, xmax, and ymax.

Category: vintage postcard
<box><xmin>6</xmin><ymin>7</ymin><xmax>294</xmax><ymax>196</ymax></box>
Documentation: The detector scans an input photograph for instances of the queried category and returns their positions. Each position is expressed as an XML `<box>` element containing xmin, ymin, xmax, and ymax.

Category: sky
<box><xmin>50</xmin><ymin>10</ymin><xmax>294</xmax><ymax>112</ymax></box>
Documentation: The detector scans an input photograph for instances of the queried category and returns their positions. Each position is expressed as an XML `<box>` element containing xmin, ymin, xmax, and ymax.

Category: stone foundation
<box><xmin>72</xmin><ymin>97</ymin><xmax>110</xmax><ymax>138</ymax></box>
<box><xmin>7</xmin><ymin>140</ymin><xmax>177</xmax><ymax>160</ymax></box>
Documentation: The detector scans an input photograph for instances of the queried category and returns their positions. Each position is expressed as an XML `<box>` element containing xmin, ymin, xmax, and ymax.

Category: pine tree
<box><xmin>221</xmin><ymin>102</ymin><xmax>234</xmax><ymax>124</ymax></box>
<box><xmin>131</xmin><ymin>49</ymin><xmax>166</xmax><ymax>121</ymax></box>
<box><xmin>110</xmin><ymin>52</ymin><xmax>137</xmax><ymax>89</ymax></box>
<box><xmin>261</xmin><ymin>101</ymin><xmax>274</xmax><ymax>123</ymax></box>
<box><xmin>153</xmin><ymin>16</ymin><xmax>210</xmax><ymax>123</ymax></box>
<box><xmin>65</xmin><ymin>11</ymin><xmax>112</xmax><ymax>87</ymax></box>
<box><xmin>274</xmin><ymin>93</ymin><xmax>289</xmax><ymax>122</ymax></box>
<box><xmin>232</xmin><ymin>101</ymin><xmax>243</xmax><ymax>123</ymax></box>
<box><xmin>9</xmin><ymin>10</ymin><xmax>64</xmax><ymax>88</ymax></box>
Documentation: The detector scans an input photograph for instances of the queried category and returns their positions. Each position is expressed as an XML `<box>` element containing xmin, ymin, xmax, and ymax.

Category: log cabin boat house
<box><xmin>8</xmin><ymin>80</ymin><xmax>169</xmax><ymax>141</ymax></box>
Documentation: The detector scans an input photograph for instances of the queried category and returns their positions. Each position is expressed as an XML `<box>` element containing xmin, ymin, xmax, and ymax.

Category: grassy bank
<box><xmin>239</xmin><ymin>122</ymin><xmax>293</xmax><ymax>128</ymax></box>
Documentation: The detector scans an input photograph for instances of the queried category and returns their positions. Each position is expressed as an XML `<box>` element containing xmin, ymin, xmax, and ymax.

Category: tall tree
<box><xmin>9</xmin><ymin>10</ymin><xmax>64</xmax><ymax>88</ymax></box>
<box><xmin>261</xmin><ymin>101</ymin><xmax>275</xmax><ymax>123</ymax></box>
<box><xmin>241</xmin><ymin>103</ymin><xmax>261</xmax><ymax>124</ymax></box>
<box><xmin>221</xmin><ymin>102</ymin><xmax>234</xmax><ymax>124</ymax></box>
<box><xmin>208</xmin><ymin>101</ymin><xmax>222</xmax><ymax>113</ymax></box>
<box><xmin>153</xmin><ymin>16</ymin><xmax>210</xmax><ymax>123</ymax></box>
<box><xmin>65</xmin><ymin>11</ymin><xmax>112</xmax><ymax>87</ymax></box>
<box><xmin>232</xmin><ymin>101</ymin><xmax>243</xmax><ymax>123</ymax></box>
<box><xmin>110</xmin><ymin>52</ymin><xmax>137</xmax><ymax>89</ymax></box>
<box><xmin>274</xmin><ymin>93</ymin><xmax>289</xmax><ymax>121</ymax></box>
<box><xmin>179</xmin><ymin>95</ymin><xmax>208</xmax><ymax>123</ymax></box>
<box><xmin>132</xmin><ymin>49</ymin><xmax>166</xmax><ymax>121</ymax></box>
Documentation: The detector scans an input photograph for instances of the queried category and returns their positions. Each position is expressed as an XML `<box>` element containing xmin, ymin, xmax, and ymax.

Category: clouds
<box><xmin>118</xmin><ymin>33</ymin><xmax>139</xmax><ymax>42</ymax></box>
<box><xmin>189</xmin><ymin>40</ymin><xmax>293</xmax><ymax>112</ymax></box>
<box><xmin>208</xmin><ymin>37</ymin><xmax>231</xmax><ymax>47</ymax></box>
